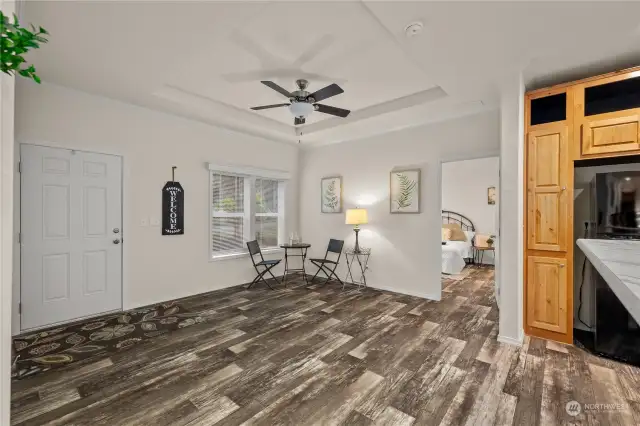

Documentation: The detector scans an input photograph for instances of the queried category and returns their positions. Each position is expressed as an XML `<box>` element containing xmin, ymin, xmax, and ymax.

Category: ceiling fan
<box><xmin>251</xmin><ymin>79</ymin><xmax>350</xmax><ymax>125</ymax></box>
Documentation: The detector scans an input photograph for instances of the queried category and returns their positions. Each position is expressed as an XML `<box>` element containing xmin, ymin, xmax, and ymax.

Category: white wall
<box><xmin>442</xmin><ymin>157</ymin><xmax>499</xmax><ymax>264</ymax></box>
<box><xmin>299</xmin><ymin>110</ymin><xmax>499</xmax><ymax>300</ymax></box>
<box><xmin>573</xmin><ymin>163</ymin><xmax>640</xmax><ymax>331</ymax></box>
<box><xmin>1</xmin><ymin>0</ymin><xmax>15</xmax><ymax>422</ymax></box>
<box><xmin>497</xmin><ymin>73</ymin><xmax>525</xmax><ymax>345</ymax></box>
<box><xmin>14</xmin><ymin>82</ymin><xmax>299</xmax><ymax>332</ymax></box>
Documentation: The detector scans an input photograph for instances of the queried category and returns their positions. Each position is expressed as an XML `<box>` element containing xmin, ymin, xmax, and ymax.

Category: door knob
<box><xmin>113</xmin><ymin>228</ymin><xmax>120</xmax><ymax>234</ymax></box>
<box><xmin>113</xmin><ymin>239</ymin><xmax>121</xmax><ymax>244</ymax></box>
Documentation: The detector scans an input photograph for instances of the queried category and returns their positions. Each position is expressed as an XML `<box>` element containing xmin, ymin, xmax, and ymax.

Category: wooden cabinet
<box><xmin>527</xmin><ymin>124</ymin><xmax>570</xmax><ymax>252</ymax></box>
<box><xmin>525</xmin><ymin>89</ymin><xmax>573</xmax><ymax>345</ymax></box>
<box><xmin>526</xmin><ymin>256</ymin><xmax>568</xmax><ymax>334</ymax></box>
<box><xmin>525</xmin><ymin>66</ymin><xmax>640</xmax><ymax>346</ymax></box>
<box><xmin>580</xmin><ymin>111</ymin><xmax>640</xmax><ymax>157</ymax></box>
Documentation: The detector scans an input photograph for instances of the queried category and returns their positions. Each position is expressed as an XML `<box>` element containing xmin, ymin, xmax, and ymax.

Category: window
<box><xmin>210</xmin><ymin>165</ymin><xmax>287</xmax><ymax>259</ymax></box>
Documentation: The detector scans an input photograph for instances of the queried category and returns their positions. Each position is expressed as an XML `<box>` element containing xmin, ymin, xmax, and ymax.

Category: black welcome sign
<box><xmin>162</xmin><ymin>180</ymin><xmax>184</xmax><ymax>235</ymax></box>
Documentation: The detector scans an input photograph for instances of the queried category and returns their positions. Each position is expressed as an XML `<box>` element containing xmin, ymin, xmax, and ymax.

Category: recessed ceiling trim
<box><xmin>300</xmin><ymin>99</ymin><xmax>489</xmax><ymax>148</ymax></box>
<box><xmin>153</xmin><ymin>85</ymin><xmax>299</xmax><ymax>143</ymax></box>
<box><xmin>297</xmin><ymin>86</ymin><xmax>447</xmax><ymax>135</ymax></box>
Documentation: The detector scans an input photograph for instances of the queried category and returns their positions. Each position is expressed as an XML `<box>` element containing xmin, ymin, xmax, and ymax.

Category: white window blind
<box><xmin>210</xmin><ymin>167</ymin><xmax>287</xmax><ymax>259</ymax></box>
<box><xmin>255</xmin><ymin>178</ymin><xmax>280</xmax><ymax>249</ymax></box>
<box><xmin>211</xmin><ymin>173</ymin><xmax>246</xmax><ymax>254</ymax></box>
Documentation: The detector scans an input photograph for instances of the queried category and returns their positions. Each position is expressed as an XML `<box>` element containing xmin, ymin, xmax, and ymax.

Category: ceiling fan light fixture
<box><xmin>289</xmin><ymin>102</ymin><xmax>314</xmax><ymax>118</ymax></box>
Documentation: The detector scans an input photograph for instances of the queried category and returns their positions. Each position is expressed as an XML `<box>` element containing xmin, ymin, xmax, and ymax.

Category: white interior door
<box><xmin>20</xmin><ymin>144</ymin><xmax>122</xmax><ymax>331</ymax></box>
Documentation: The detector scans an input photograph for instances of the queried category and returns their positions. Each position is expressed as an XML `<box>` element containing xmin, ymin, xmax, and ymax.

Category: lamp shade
<box><xmin>345</xmin><ymin>208</ymin><xmax>368</xmax><ymax>225</ymax></box>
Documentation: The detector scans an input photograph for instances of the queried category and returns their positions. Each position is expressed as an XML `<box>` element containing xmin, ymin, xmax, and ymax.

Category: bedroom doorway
<box><xmin>441</xmin><ymin>156</ymin><xmax>499</xmax><ymax>286</ymax></box>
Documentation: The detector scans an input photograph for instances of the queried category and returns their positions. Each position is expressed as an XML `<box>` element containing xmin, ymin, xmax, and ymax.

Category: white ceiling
<box><xmin>22</xmin><ymin>1</ymin><xmax>640</xmax><ymax>145</ymax></box>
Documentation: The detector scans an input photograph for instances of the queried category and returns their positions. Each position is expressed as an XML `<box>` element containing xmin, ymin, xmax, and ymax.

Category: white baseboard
<box><xmin>497</xmin><ymin>334</ymin><xmax>524</xmax><ymax>347</ymax></box>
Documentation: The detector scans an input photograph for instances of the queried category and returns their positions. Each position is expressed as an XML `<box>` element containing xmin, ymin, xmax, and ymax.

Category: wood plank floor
<box><xmin>10</xmin><ymin>266</ymin><xmax>640</xmax><ymax>425</ymax></box>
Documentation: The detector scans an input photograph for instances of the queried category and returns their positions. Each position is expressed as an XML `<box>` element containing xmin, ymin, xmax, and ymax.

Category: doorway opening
<box><xmin>440</xmin><ymin>156</ymin><xmax>499</xmax><ymax>296</ymax></box>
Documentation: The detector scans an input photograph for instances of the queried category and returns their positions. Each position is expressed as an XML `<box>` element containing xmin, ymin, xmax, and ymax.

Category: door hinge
<box><xmin>18</xmin><ymin>303</ymin><xmax>21</xmax><ymax>315</ymax></box>
<box><xmin>18</xmin><ymin>232</ymin><xmax>21</xmax><ymax>243</ymax></box>
<box><xmin>17</xmin><ymin>161</ymin><xmax>21</xmax><ymax>173</ymax></box>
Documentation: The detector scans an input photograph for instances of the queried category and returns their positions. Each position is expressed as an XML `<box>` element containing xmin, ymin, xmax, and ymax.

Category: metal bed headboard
<box><xmin>442</xmin><ymin>210</ymin><xmax>475</xmax><ymax>232</ymax></box>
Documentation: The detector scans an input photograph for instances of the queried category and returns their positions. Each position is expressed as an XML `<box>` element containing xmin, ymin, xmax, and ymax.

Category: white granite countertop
<box><xmin>576</xmin><ymin>238</ymin><xmax>640</xmax><ymax>324</ymax></box>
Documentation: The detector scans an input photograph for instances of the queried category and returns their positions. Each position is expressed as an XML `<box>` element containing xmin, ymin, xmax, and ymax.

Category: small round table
<box><xmin>280</xmin><ymin>243</ymin><xmax>311</xmax><ymax>286</ymax></box>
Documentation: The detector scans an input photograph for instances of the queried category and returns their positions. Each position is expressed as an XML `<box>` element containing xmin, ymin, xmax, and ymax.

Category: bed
<box><xmin>442</xmin><ymin>211</ymin><xmax>475</xmax><ymax>275</ymax></box>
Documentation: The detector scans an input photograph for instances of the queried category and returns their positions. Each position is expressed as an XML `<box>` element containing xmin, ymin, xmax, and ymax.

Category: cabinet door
<box><xmin>526</xmin><ymin>256</ymin><xmax>568</xmax><ymax>334</ymax></box>
<box><xmin>582</xmin><ymin>111</ymin><xmax>640</xmax><ymax>157</ymax></box>
<box><xmin>527</xmin><ymin>124</ymin><xmax>569</xmax><ymax>252</ymax></box>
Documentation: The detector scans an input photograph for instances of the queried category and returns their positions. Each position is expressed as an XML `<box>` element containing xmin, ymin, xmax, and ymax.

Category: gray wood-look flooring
<box><xmin>10</xmin><ymin>266</ymin><xmax>640</xmax><ymax>425</ymax></box>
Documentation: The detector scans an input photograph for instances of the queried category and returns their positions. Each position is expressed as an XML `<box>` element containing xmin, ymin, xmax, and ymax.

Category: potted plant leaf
<box><xmin>486</xmin><ymin>235</ymin><xmax>496</xmax><ymax>247</ymax></box>
<box><xmin>1</xmin><ymin>12</ymin><xmax>48</xmax><ymax>83</ymax></box>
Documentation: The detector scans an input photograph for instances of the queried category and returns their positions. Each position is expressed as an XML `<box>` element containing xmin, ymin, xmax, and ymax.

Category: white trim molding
<box><xmin>497</xmin><ymin>333</ymin><xmax>524</xmax><ymax>347</ymax></box>
<box><xmin>0</xmin><ymin>1</ymin><xmax>16</xmax><ymax>423</ymax></box>
<box><xmin>207</xmin><ymin>162</ymin><xmax>290</xmax><ymax>181</ymax></box>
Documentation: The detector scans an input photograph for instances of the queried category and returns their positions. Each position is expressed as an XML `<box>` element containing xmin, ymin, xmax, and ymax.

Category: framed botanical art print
<box><xmin>488</xmin><ymin>186</ymin><xmax>496</xmax><ymax>205</ymax></box>
<box><xmin>321</xmin><ymin>176</ymin><xmax>342</xmax><ymax>213</ymax></box>
<box><xmin>390</xmin><ymin>169</ymin><xmax>420</xmax><ymax>213</ymax></box>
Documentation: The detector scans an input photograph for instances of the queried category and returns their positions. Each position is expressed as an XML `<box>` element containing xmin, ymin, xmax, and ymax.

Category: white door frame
<box><xmin>438</xmin><ymin>150</ymin><xmax>500</xmax><ymax>294</ymax></box>
<box><xmin>0</xmin><ymin>2</ymin><xmax>16</xmax><ymax>423</ymax></box>
<box><xmin>14</xmin><ymin>142</ymin><xmax>125</xmax><ymax>334</ymax></box>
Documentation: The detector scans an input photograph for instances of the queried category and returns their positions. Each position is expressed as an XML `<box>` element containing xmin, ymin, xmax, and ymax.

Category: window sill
<box><xmin>209</xmin><ymin>247</ymin><xmax>284</xmax><ymax>262</ymax></box>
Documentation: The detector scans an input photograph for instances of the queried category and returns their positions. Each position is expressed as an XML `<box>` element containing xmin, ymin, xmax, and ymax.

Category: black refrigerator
<box><xmin>589</xmin><ymin>172</ymin><xmax>640</xmax><ymax>365</ymax></box>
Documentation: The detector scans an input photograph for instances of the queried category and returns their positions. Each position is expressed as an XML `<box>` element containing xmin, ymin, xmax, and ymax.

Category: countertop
<box><xmin>576</xmin><ymin>238</ymin><xmax>640</xmax><ymax>324</ymax></box>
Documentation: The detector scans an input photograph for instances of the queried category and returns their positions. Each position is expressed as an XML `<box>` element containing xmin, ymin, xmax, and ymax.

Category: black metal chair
<box><xmin>246</xmin><ymin>240</ymin><xmax>281</xmax><ymax>290</ymax></box>
<box><xmin>309</xmin><ymin>239</ymin><xmax>345</xmax><ymax>286</ymax></box>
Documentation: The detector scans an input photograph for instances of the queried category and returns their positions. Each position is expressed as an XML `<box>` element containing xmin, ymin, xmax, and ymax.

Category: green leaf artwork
<box><xmin>1</xmin><ymin>12</ymin><xmax>49</xmax><ymax>83</ymax></box>
<box><xmin>394</xmin><ymin>172</ymin><xmax>417</xmax><ymax>210</ymax></box>
<box><xmin>324</xmin><ymin>179</ymin><xmax>339</xmax><ymax>210</ymax></box>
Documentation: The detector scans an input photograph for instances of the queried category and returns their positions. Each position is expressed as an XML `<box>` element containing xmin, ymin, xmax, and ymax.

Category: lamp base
<box><xmin>354</xmin><ymin>227</ymin><xmax>361</xmax><ymax>254</ymax></box>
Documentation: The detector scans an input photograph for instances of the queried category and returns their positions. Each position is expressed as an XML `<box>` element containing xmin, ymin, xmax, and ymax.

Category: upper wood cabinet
<box><xmin>575</xmin><ymin>75</ymin><xmax>640</xmax><ymax>159</ymax></box>
<box><xmin>527</xmin><ymin>124</ymin><xmax>570</xmax><ymax>252</ymax></box>
<box><xmin>581</xmin><ymin>111</ymin><xmax>640</xmax><ymax>157</ymax></box>
<box><xmin>526</xmin><ymin>255</ymin><xmax>568</xmax><ymax>334</ymax></box>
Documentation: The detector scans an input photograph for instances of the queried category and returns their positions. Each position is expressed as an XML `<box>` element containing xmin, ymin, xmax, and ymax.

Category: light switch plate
<box><xmin>150</xmin><ymin>217</ymin><xmax>161</xmax><ymax>227</ymax></box>
<box><xmin>140</xmin><ymin>218</ymin><xmax>149</xmax><ymax>227</ymax></box>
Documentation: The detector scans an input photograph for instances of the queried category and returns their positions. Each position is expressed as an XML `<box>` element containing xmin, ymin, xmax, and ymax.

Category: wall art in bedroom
<box><xmin>390</xmin><ymin>169</ymin><xmax>420</xmax><ymax>213</ymax></box>
<box><xmin>487</xmin><ymin>186</ymin><xmax>496</xmax><ymax>205</ymax></box>
<box><xmin>321</xmin><ymin>176</ymin><xmax>343</xmax><ymax>213</ymax></box>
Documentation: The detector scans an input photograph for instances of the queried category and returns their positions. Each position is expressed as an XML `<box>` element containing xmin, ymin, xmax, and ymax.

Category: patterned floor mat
<box><xmin>12</xmin><ymin>302</ymin><xmax>203</xmax><ymax>381</ymax></box>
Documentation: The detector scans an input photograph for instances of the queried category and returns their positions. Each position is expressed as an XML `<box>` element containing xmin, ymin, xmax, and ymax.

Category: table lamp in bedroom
<box><xmin>345</xmin><ymin>208</ymin><xmax>368</xmax><ymax>253</ymax></box>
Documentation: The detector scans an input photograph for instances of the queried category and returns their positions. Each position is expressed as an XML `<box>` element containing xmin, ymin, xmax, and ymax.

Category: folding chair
<box><xmin>246</xmin><ymin>240</ymin><xmax>281</xmax><ymax>290</ymax></box>
<box><xmin>309</xmin><ymin>239</ymin><xmax>345</xmax><ymax>286</ymax></box>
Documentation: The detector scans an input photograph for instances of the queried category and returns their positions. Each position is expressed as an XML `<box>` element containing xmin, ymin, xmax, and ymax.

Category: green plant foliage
<box><xmin>323</xmin><ymin>180</ymin><xmax>339</xmax><ymax>210</ymax></box>
<box><xmin>394</xmin><ymin>173</ymin><xmax>416</xmax><ymax>209</ymax></box>
<box><xmin>1</xmin><ymin>12</ymin><xmax>48</xmax><ymax>83</ymax></box>
<box><xmin>217</xmin><ymin>197</ymin><xmax>237</xmax><ymax>213</ymax></box>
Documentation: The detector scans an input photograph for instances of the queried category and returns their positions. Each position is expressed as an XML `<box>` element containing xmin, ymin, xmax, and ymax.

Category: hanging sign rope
<box><xmin>162</xmin><ymin>166</ymin><xmax>184</xmax><ymax>235</ymax></box>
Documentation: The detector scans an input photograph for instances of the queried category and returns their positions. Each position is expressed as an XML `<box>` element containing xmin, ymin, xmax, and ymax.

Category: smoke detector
<box><xmin>404</xmin><ymin>22</ymin><xmax>424</xmax><ymax>37</ymax></box>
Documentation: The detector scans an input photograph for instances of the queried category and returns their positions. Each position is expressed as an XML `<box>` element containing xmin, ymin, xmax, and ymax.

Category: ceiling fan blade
<box><xmin>250</xmin><ymin>103</ymin><xmax>290</xmax><ymax>110</ymax></box>
<box><xmin>230</xmin><ymin>32</ymin><xmax>283</xmax><ymax>68</ymax></box>
<box><xmin>315</xmin><ymin>104</ymin><xmax>350</xmax><ymax>118</ymax></box>
<box><xmin>292</xmin><ymin>34</ymin><xmax>334</xmax><ymax>68</ymax></box>
<box><xmin>261</xmin><ymin>81</ymin><xmax>293</xmax><ymax>98</ymax></box>
<box><xmin>309</xmin><ymin>83</ymin><xmax>344</xmax><ymax>102</ymax></box>
<box><xmin>294</xmin><ymin>117</ymin><xmax>306</xmax><ymax>126</ymax></box>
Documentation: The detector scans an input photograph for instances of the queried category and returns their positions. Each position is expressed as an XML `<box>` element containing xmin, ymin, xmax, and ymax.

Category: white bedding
<box><xmin>442</xmin><ymin>240</ymin><xmax>472</xmax><ymax>274</ymax></box>
<box><xmin>445</xmin><ymin>240</ymin><xmax>472</xmax><ymax>259</ymax></box>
